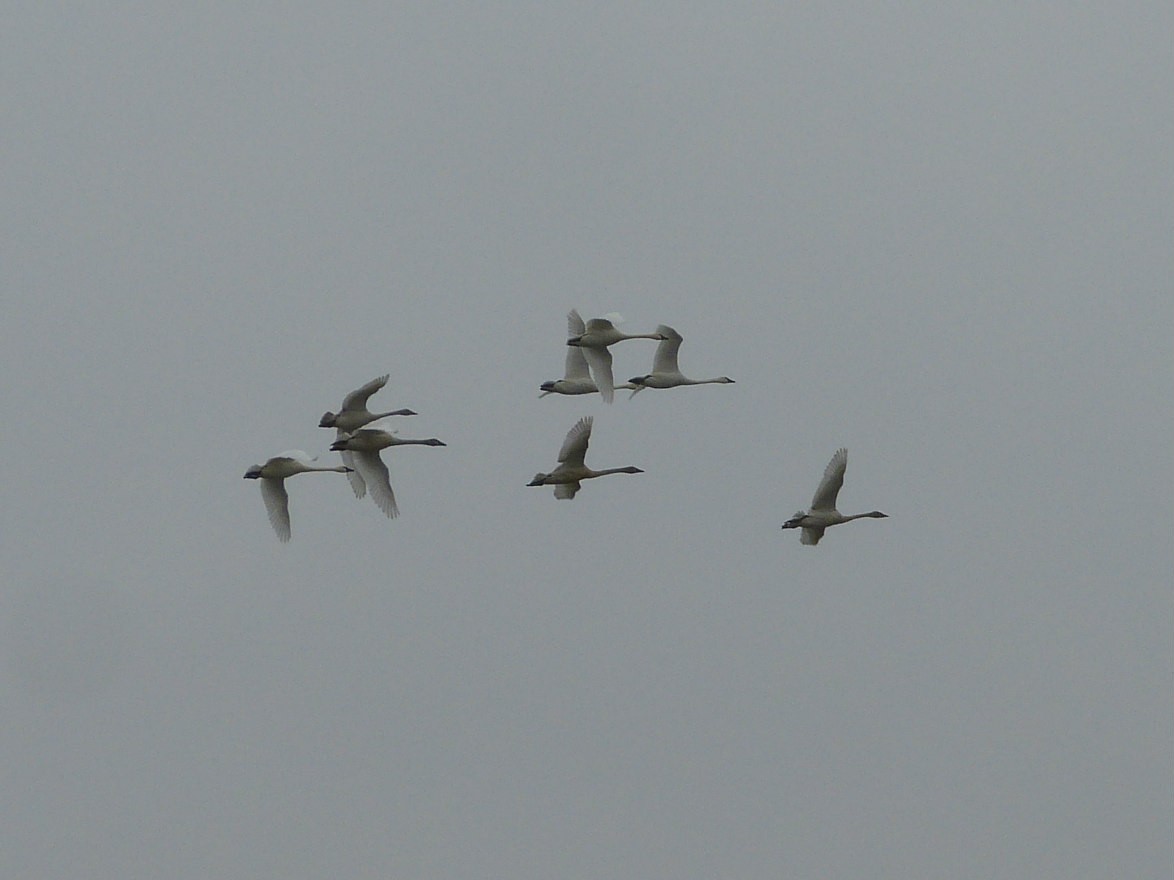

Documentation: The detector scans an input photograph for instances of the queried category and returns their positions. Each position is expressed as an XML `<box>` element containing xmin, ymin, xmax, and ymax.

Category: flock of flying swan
<box><xmin>245</xmin><ymin>311</ymin><xmax>886</xmax><ymax>543</ymax></box>
<box><xmin>244</xmin><ymin>374</ymin><xmax>444</xmax><ymax>541</ymax></box>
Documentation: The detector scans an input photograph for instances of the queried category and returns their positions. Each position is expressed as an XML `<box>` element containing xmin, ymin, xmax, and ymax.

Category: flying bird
<box><xmin>566</xmin><ymin>313</ymin><xmax>666</xmax><ymax>403</ymax></box>
<box><xmin>781</xmin><ymin>448</ymin><xmax>887</xmax><ymax>545</ymax></box>
<box><xmin>330</xmin><ymin>428</ymin><xmax>446</xmax><ymax>519</ymax></box>
<box><xmin>319</xmin><ymin>374</ymin><xmax>416</xmax><ymax>433</ymax></box>
<box><xmin>243</xmin><ymin>451</ymin><xmax>353</xmax><ymax>542</ymax></box>
<box><xmin>540</xmin><ymin>309</ymin><xmax>637</xmax><ymax>397</ymax></box>
<box><xmin>527</xmin><ymin>415</ymin><xmax>643</xmax><ymax>499</ymax></box>
<box><xmin>627</xmin><ymin>324</ymin><xmax>734</xmax><ymax>397</ymax></box>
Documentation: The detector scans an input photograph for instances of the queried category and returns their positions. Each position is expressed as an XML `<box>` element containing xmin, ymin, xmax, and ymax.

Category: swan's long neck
<box><xmin>843</xmin><ymin>511</ymin><xmax>884</xmax><ymax>521</ymax></box>
<box><xmin>588</xmin><ymin>466</ymin><xmax>640</xmax><ymax>477</ymax></box>
<box><xmin>686</xmin><ymin>377</ymin><xmax>730</xmax><ymax>385</ymax></box>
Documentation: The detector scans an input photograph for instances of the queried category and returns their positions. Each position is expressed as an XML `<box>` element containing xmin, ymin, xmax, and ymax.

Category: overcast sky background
<box><xmin>2</xmin><ymin>4</ymin><xmax>1171</xmax><ymax>878</ymax></box>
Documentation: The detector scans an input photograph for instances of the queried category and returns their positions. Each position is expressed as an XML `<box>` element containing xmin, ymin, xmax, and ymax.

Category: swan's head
<box><xmin>527</xmin><ymin>473</ymin><xmax>549</xmax><ymax>486</ymax></box>
<box><xmin>421</xmin><ymin>438</ymin><xmax>446</xmax><ymax>446</ymax></box>
<box><xmin>866</xmin><ymin>511</ymin><xmax>888</xmax><ymax>518</ymax></box>
<box><xmin>318</xmin><ymin>411</ymin><xmax>338</xmax><ymax>428</ymax></box>
<box><xmin>243</xmin><ymin>465</ymin><xmax>263</xmax><ymax>480</ymax></box>
<box><xmin>620</xmin><ymin>467</ymin><xmax>644</xmax><ymax>474</ymax></box>
<box><xmin>717</xmin><ymin>377</ymin><xmax>735</xmax><ymax>383</ymax></box>
<box><xmin>566</xmin><ymin>336</ymin><xmax>583</xmax><ymax>347</ymax></box>
<box><xmin>628</xmin><ymin>374</ymin><xmax>650</xmax><ymax>386</ymax></box>
<box><xmin>540</xmin><ymin>380</ymin><xmax>557</xmax><ymax>392</ymax></box>
<box><xmin>780</xmin><ymin>510</ymin><xmax>806</xmax><ymax>529</ymax></box>
<box><xmin>329</xmin><ymin>437</ymin><xmax>352</xmax><ymax>452</ymax></box>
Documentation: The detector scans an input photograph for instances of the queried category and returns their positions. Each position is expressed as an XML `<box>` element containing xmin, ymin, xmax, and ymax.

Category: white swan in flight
<box><xmin>566</xmin><ymin>313</ymin><xmax>666</xmax><ymax>403</ymax></box>
<box><xmin>319</xmin><ymin>375</ymin><xmax>416</xmax><ymax>432</ymax></box>
<box><xmin>540</xmin><ymin>310</ymin><xmax>637</xmax><ymax>397</ymax></box>
<box><xmin>627</xmin><ymin>324</ymin><xmax>734</xmax><ymax>397</ymax></box>
<box><xmin>319</xmin><ymin>374</ymin><xmax>417</xmax><ymax>499</ymax></box>
<box><xmin>527</xmin><ymin>415</ymin><xmax>643</xmax><ymax>499</ymax></box>
<box><xmin>330</xmin><ymin>428</ymin><xmax>446</xmax><ymax>519</ymax></box>
<box><xmin>243</xmin><ymin>451</ymin><xmax>353</xmax><ymax>542</ymax></box>
<box><xmin>781</xmin><ymin>448</ymin><xmax>887</xmax><ymax>545</ymax></box>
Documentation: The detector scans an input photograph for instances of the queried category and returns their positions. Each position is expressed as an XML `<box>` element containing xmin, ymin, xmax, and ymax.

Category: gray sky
<box><xmin>3</xmin><ymin>4</ymin><xmax>1171</xmax><ymax>878</ymax></box>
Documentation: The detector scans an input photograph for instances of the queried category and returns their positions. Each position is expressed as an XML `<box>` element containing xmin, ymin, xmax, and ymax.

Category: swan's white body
<box><xmin>243</xmin><ymin>451</ymin><xmax>352</xmax><ymax>542</ymax></box>
<box><xmin>781</xmin><ymin>448</ymin><xmax>887</xmax><ymax>545</ymax></box>
<box><xmin>541</xmin><ymin>311</ymin><xmax>637</xmax><ymax>397</ymax></box>
<box><xmin>566</xmin><ymin>312</ymin><xmax>666</xmax><ymax>403</ymax></box>
<box><xmin>627</xmin><ymin>325</ymin><xmax>734</xmax><ymax>396</ymax></box>
<box><xmin>330</xmin><ymin>428</ymin><xmax>446</xmax><ymax>519</ymax></box>
<box><xmin>527</xmin><ymin>416</ymin><xmax>643</xmax><ymax>499</ymax></box>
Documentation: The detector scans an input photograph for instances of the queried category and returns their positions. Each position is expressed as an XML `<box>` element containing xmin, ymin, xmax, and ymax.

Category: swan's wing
<box><xmin>810</xmin><ymin>447</ymin><xmax>848</xmax><ymax>511</ymax></box>
<box><xmin>336</xmin><ymin>430</ymin><xmax>366</xmax><ymax>497</ymax></box>
<box><xmin>561</xmin><ymin>308</ymin><xmax>590</xmax><ymax>381</ymax></box>
<box><xmin>275</xmin><ymin>450</ymin><xmax>315</xmax><ymax>465</ymax></box>
<box><xmin>584</xmin><ymin>317</ymin><xmax>617</xmax><ymax>334</ymax></box>
<box><xmin>349</xmin><ymin>427</ymin><xmax>388</xmax><ymax>443</ymax></box>
<box><xmin>581</xmin><ymin>346</ymin><xmax>615</xmax><ymax>403</ymax></box>
<box><xmin>259</xmin><ymin>477</ymin><xmax>292</xmax><ymax>542</ymax></box>
<box><xmin>340</xmin><ymin>374</ymin><xmax>389</xmax><ymax>412</ymax></box>
<box><xmin>800</xmin><ymin>526</ymin><xmax>825</xmax><ymax>546</ymax></box>
<box><xmin>352</xmin><ymin>450</ymin><xmax>398</xmax><ymax>518</ymax></box>
<box><xmin>651</xmin><ymin>325</ymin><xmax>684</xmax><ymax>375</ymax></box>
<box><xmin>566</xmin><ymin>309</ymin><xmax>586</xmax><ymax>337</ymax></box>
<box><xmin>557</xmin><ymin>416</ymin><xmax>593</xmax><ymax>466</ymax></box>
<box><xmin>563</xmin><ymin>343</ymin><xmax>592</xmax><ymax>383</ymax></box>
<box><xmin>338</xmin><ymin>449</ymin><xmax>366</xmax><ymax>498</ymax></box>
<box><xmin>554</xmin><ymin>481</ymin><xmax>581</xmax><ymax>500</ymax></box>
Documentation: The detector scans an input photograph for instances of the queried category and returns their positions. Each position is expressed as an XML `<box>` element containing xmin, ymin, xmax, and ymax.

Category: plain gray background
<box><xmin>3</xmin><ymin>4</ymin><xmax>1171</xmax><ymax>878</ymax></box>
